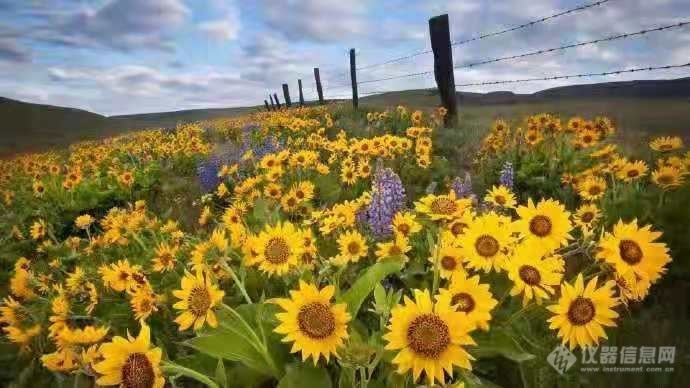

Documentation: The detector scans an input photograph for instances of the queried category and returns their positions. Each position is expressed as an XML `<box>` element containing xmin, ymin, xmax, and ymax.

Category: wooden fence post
<box><xmin>314</xmin><ymin>68</ymin><xmax>324</xmax><ymax>105</ymax></box>
<box><xmin>269</xmin><ymin>95</ymin><xmax>276</xmax><ymax>109</ymax></box>
<box><xmin>349</xmin><ymin>48</ymin><xmax>358</xmax><ymax>109</ymax></box>
<box><xmin>264</xmin><ymin>100</ymin><xmax>270</xmax><ymax>111</ymax></box>
<box><xmin>282</xmin><ymin>83</ymin><xmax>292</xmax><ymax>107</ymax></box>
<box><xmin>429</xmin><ymin>14</ymin><xmax>458</xmax><ymax>126</ymax></box>
<box><xmin>274</xmin><ymin>93</ymin><xmax>281</xmax><ymax>109</ymax></box>
<box><xmin>298</xmin><ymin>79</ymin><xmax>305</xmax><ymax>106</ymax></box>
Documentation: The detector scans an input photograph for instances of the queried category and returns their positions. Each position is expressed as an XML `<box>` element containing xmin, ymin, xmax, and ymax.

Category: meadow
<box><xmin>1</xmin><ymin>102</ymin><xmax>689</xmax><ymax>388</ymax></box>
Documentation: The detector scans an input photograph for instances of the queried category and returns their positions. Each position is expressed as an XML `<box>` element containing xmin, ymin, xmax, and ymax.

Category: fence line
<box><xmin>263</xmin><ymin>1</ymin><xmax>689</xmax><ymax>118</ymax></box>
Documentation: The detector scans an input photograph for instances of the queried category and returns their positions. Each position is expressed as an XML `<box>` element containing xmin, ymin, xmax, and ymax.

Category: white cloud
<box><xmin>198</xmin><ymin>18</ymin><xmax>240</xmax><ymax>41</ymax></box>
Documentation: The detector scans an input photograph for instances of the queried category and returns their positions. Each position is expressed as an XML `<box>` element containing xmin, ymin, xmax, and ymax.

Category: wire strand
<box><xmin>456</xmin><ymin>21</ymin><xmax>689</xmax><ymax>69</ymax></box>
<box><xmin>454</xmin><ymin>63</ymin><xmax>690</xmax><ymax>87</ymax></box>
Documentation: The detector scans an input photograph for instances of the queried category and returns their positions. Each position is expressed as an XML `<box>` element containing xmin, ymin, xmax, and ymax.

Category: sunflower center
<box><xmin>287</xmin><ymin>197</ymin><xmax>297</xmax><ymax>207</ymax></box>
<box><xmin>440</xmin><ymin>256</ymin><xmax>458</xmax><ymax>270</ymax></box>
<box><xmin>406</xmin><ymin>314</ymin><xmax>450</xmax><ymax>358</ymax></box>
<box><xmin>430</xmin><ymin>197</ymin><xmax>457</xmax><ymax>215</ymax></box>
<box><xmin>265</xmin><ymin>238</ymin><xmax>290</xmax><ymax>264</ymax></box>
<box><xmin>297</xmin><ymin>302</ymin><xmax>335</xmax><ymax>339</ymax></box>
<box><xmin>581</xmin><ymin>212</ymin><xmax>594</xmax><ymax>223</ymax></box>
<box><xmin>494</xmin><ymin>195</ymin><xmax>506</xmax><ymax>205</ymax></box>
<box><xmin>659</xmin><ymin>144</ymin><xmax>672</xmax><ymax>151</ymax></box>
<box><xmin>627</xmin><ymin>169</ymin><xmax>640</xmax><ymax>178</ymax></box>
<box><xmin>475</xmin><ymin>235</ymin><xmax>499</xmax><ymax>257</ymax></box>
<box><xmin>451</xmin><ymin>293</ymin><xmax>475</xmax><ymax>313</ymax></box>
<box><xmin>588</xmin><ymin>186</ymin><xmax>602</xmax><ymax>196</ymax></box>
<box><xmin>567</xmin><ymin>297</ymin><xmax>595</xmax><ymax>326</ymax></box>
<box><xmin>397</xmin><ymin>223</ymin><xmax>410</xmax><ymax>236</ymax></box>
<box><xmin>389</xmin><ymin>245</ymin><xmax>402</xmax><ymax>256</ymax></box>
<box><xmin>188</xmin><ymin>287</ymin><xmax>211</xmax><ymax>316</ymax></box>
<box><xmin>121</xmin><ymin>352</ymin><xmax>155</xmax><ymax>388</ymax></box>
<box><xmin>347</xmin><ymin>241</ymin><xmax>361</xmax><ymax>255</ymax></box>
<box><xmin>529</xmin><ymin>215</ymin><xmax>553</xmax><ymax>237</ymax></box>
<box><xmin>518</xmin><ymin>265</ymin><xmax>541</xmax><ymax>285</ymax></box>
<box><xmin>657</xmin><ymin>174</ymin><xmax>674</xmax><ymax>185</ymax></box>
<box><xmin>450</xmin><ymin>222</ymin><xmax>467</xmax><ymax>236</ymax></box>
<box><xmin>619</xmin><ymin>239</ymin><xmax>643</xmax><ymax>265</ymax></box>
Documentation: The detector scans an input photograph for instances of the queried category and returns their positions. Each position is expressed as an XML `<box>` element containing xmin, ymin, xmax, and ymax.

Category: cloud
<box><xmin>198</xmin><ymin>18</ymin><xmax>240</xmax><ymax>41</ymax></box>
<box><xmin>257</xmin><ymin>0</ymin><xmax>371</xmax><ymax>42</ymax></box>
<box><xmin>0</xmin><ymin>38</ymin><xmax>30</xmax><ymax>63</ymax></box>
<box><xmin>31</xmin><ymin>0</ymin><xmax>189</xmax><ymax>51</ymax></box>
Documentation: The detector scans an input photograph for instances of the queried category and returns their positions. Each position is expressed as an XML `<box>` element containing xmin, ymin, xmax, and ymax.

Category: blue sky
<box><xmin>0</xmin><ymin>0</ymin><xmax>688</xmax><ymax>115</ymax></box>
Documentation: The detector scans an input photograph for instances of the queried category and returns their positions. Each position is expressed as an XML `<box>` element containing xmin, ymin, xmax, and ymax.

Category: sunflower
<box><xmin>264</xmin><ymin>183</ymin><xmax>283</xmax><ymax>200</ymax></box>
<box><xmin>30</xmin><ymin>219</ymin><xmax>46</xmax><ymax>240</ymax></box>
<box><xmin>375</xmin><ymin>234</ymin><xmax>411</xmax><ymax>261</ymax></box>
<box><xmin>484</xmin><ymin>185</ymin><xmax>517</xmax><ymax>209</ymax></box>
<box><xmin>649</xmin><ymin>136</ymin><xmax>683</xmax><ymax>152</ymax></box>
<box><xmin>577</xmin><ymin>176</ymin><xmax>607</xmax><ymax>201</ymax></box>
<box><xmin>384</xmin><ymin>289</ymin><xmax>475</xmax><ymax>384</ymax></box>
<box><xmin>547</xmin><ymin>274</ymin><xmax>619</xmax><ymax>350</ymax></box>
<box><xmin>652</xmin><ymin>166</ymin><xmax>686</xmax><ymax>190</ymax></box>
<box><xmin>504</xmin><ymin>242</ymin><xmax>564</xmax><ymax>306</ymax></box>
<box><xmin>274</xmin><ymin>281</ymin><xmax>350</xmax><ymax>364</ymax></box>
<box><xmin>151</xmin><ymin>242</ymin><xmax>178</xmax><ymax>273</ymax></box>
<box><xmin>130</xmin><ymin>286</ymin><xmax>158</xmax><ymax>321</ymax></box>
<box><xmin>253</xmin><ymin>222</ymin><xmax>303</xmax><ymax>276</ymax></box>
<box><xmin>429</xmin><ymin>233</ymin><xmax>466</xmax><ymax>279</ymax></box>
<box><xmin>613</xmin><ymin>160</ymin><xmax>647</xmax><ymax>183</ymax></box>
<box><xmin>99</xmin><ymin>260</ymin><xmax>142</xmax><ymax>293</ymax></box>
<box><xmin>524</xmin><ymin>129</ymin><xmax>543</xmax><ymax>146</ymax></box>
<box><xmin>75</xmin><ymin>214</ymin><xmax>95</xmax><ymax>230</ymax></box>
<box><xmin>458</xmin><ymin>212</ymin><xmax>515</xmax><ymax>273</ymax></box>
<box><xmin>0</xmin><ymin>296</ymin><xmax>25</xmax><ymax>327</ymax></box>
<box><xmin>514</xmin><ymin>198</ymin><xmax>572</xmax><ymax>253</ymax></box>
<box><xmin>573</xmin><ymin>204</ymin><xmax>601</xmax><ymax>230</ymax></box>
<box><xmin>293</xmin><ymin>181</ymin><xmax>315</xmax><ymax>202</ymax></box>
<box><xmin>596</xmin><ymin>219</ymin><xmax>671</xmax><ymax>288</ymax></box>
<box><xmin>32</xmin><ymin>180</ymin><xmax>46</xmax><ymax>197</ymax></box>
<box><xmin>392</xmin><ymin>211</ymin><xmax>422</xmax><ymax>238</ymax></box>
<box><xmin>444</xmin><ymin>212</ymin><xmax>474</xmax><ymax>237</ymax></box>
<box><xmin>93</xmin><ymin>323</ymin><xmax>165</xmax><ymax>388</ymax></box>
<box><xmin>415</xmin><ymin>191</ymin><xmax>472</xmax><ymax>221</ymax></box>
<box><xmin>335</xmin><ymin>229</ymin><xmax>368</xmax><ymax>265</ymax></box>
<box><xmin>340</xmin><ymin>166</ymin><xmax>358</xmax><ymax>185</ymax></box>
<box><xmin>172</xmin><ymin>270</ymin><xmax>225</xmax><ymax>331</ymax></box>
<box><xmin>437</xmin><ymin>274</ymin><xmax>497</xmax><ymax>331</ymax></box>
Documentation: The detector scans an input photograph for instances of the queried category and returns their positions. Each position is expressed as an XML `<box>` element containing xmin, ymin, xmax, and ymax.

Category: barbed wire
<box><xmin>450</xmin><ymin>0</ymin><xmax>612</xmax><ymax>47</ymax></box>
<box><xmin>455</xmin><ymin>21</ymin><xmax>689</xmax><ymax>69</ymax></box>
<box><xmin>454</xmin><ymin>63</ymin><xmax>690</xmax><ymax>87</ymax></box>
<box><xmin>358</xmin><ymin>70</ymin><xmax>434</xmax><ymax>85</ymax></box>
<box><xmin>354</xmin><ymin>0</ymin><xmax>611</xmax><ymax>72</ymax></box>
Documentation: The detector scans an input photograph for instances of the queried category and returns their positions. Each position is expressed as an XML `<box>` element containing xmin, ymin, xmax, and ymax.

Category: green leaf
<box><xmin>469</xmin><ymin>330</ymin><xmax>535</xmax><ymax>363</ymax></box>
<box><xmin>314</xmin><ymin>174</ymin><xmax>342</xmax><ymax>204</ymax></box>
<box><xmin>337</xmin><ymin>258</ymin><xmax>403</xmax><ymax>317</ymax></box>
<box><xmin>215</xmin><ymin>359</ymin><xmax>228</xmax><ymax>388</ymax></box>
<box><xmin>277</xmin><ymin>364</ymin><xmax>332</xmax><ymax>388</ymax></box>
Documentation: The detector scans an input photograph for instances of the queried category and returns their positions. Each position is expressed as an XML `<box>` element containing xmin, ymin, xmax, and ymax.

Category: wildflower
<box><xmin>365</xmin><ymin>164</ymin><xmax>406</xmax><ymax>238</ymax></box>
<box><xmin>173</xmin><ymin>270</ymin><xmax>224</xmax><ymax>331</ymax></box>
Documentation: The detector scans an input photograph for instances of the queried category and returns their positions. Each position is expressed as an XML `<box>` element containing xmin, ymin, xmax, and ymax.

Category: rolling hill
<box><xmin>2</xmin><ymin>77</ymin><xmax>689</xmax><ymax>156</ymax></box>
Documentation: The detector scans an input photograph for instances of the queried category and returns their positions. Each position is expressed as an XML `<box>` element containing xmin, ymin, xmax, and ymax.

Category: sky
<box><xmin>0</xmin><ymin>0</ymin><xmax>688</xmax><ymax>116</ymax></box>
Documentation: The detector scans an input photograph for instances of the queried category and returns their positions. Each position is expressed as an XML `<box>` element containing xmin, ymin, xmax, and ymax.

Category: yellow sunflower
<box><xmin>504</xmin><ymin>242</ymin><xmax>564</xmax><ymax>306</ymax></box>
<box><xmin>415</xmin><ymin>191</ymin><xmax>472</xmax><ymax>221</ymax></box>
<box><xmin>151</xmin><ymin>242</ymin><xmax>178</xmax><ymax>273</ymax></box>
<box><xmin>172</xmin><ymin>270</ymin><xmax>225</xmax><ymax>331</ymax></box>
<box><xmin>274</xmin><ymin>281</ymin><xmax>350</xmax><ymax>364</ymax></box>
<box><xmin>253</xmin><ymin>222</ymin><xmax>303</xmax><ymax>276</ymax></box>
<box><xmin>514</xmin><ymin>198</ymin><xmax>572</xmax><ymax>253</ymax></box>
<box><xmin>436</xmin><ymin>274</ymin><xmax>497</xmax><ymax>331</ymax></box>
<box><xmin>596</xmin><ymin>219</ymin><xmax>671</xmax><ymax>288</ymax></box>
<box><xmin>649</xmin><ymin>136</ymin><xmax>683</xmax><ymax>152</ymax></box>
<box><xmin>384</xmin><ymin>289</ymin><xmax>475</xmax><ymax>384</ymax></box>
<box><xmin>573</xmin><ymin>204</ymin><xmax>601</xmax><ymax>230</ymax></box>
<box><xmin>458</xmin><ymin>212</ymin><xmax>515</xmax><ymax>273</ymax></box>
<box><xmin>334</xmin><ymin>229</ymin><xmax>368</xmax><ymax>266</ymax></box>
<box><xmin>577</xmin><ymin>176</ymin><xmax>607</xmax><ymax>201</ymax></box>
<box><xmin>391</xmin><ymin>211</ymin><xmax>422</xmax><ymax>238</ymax></box>
<box><xmin>484</xmin><ymin>185</ymin><xmax>517</xmax><ymax>209</ymax></box>
<box><xmin>615</xmin><ymin>160</ymin><xmax>648</xmax><ymax>183</ymax></box>
<box><xmin>430</xmin><ymin>233</ymin><xmax>466</xmax><ymax>279</ymax></box>
<box><xmin>652</xmin><ymin>166</ymin><xmax>686</xmax><ymax>190</ymax></box>
<box><xmin>547</xmin><ymin>274</ymin><xmax>619</xmax><ymax>350</ymax></box>
<box><xmin>93</xmin><ymin>323</ymin><xmax>165</xmax><ymax>388</ymax></box>
<box><xmin>375</xmin><ymin>234</ymin><xmax>411</xmax><ymax>262</ymax></box>
<box><xmin>340</xmin><ymin>166</ymin><xmax>358</xmax><ymax>185</ymax></box>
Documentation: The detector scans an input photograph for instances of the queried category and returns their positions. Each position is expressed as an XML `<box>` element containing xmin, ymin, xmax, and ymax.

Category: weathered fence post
<box><xmin>349</xmin><ymin>48</ymin><xmax>358</xmax><ymax>109</ymax></box>
<box><xmin>314</xmin><ymin>67</ymin><xmax>324</xmax><ymax>105</ymax></box>
<box><xmin>298</xmin><ymin>79</ymin><xmax>305</xmax><ymax>106</ymax></box>
<box><xmin>264</xmin><ymin>100</ymin><xmax>270</xmax><ymax>111</ymax></box>
<box><xmin>274</xmin><ymin>93</ymin><xmax>281</xmax><ymax>109</ymax></box>
<box><xmin>269</xmin><ymin>95</ymin><xmax>276</xmax><ymax>109</ymax></box>
<box><xmin>282</xmin><ymin>83</ymin><xmax>292</xmax><ymax>107</ymax></box>
<box><xmin>429</xmin><ymin>14</ymin><xmax>458</xmax><ymax>126</ymax></box>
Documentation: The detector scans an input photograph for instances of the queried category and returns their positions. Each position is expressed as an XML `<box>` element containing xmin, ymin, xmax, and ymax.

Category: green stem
<box><xmin>220</xmin><ymin>260</ymin><xmax>252</xmax><ymax>304</ymax></box>
<box><xmin>162</xmin><ymin>361</ymin><xmax>220</xmax><ymax>388</ymax></box>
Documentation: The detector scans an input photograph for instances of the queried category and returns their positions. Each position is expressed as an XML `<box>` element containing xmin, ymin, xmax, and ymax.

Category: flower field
<box><xmin>1</xmin><ymin>104</ymin><xmax>688</xmax><ymax>387</ymax></box>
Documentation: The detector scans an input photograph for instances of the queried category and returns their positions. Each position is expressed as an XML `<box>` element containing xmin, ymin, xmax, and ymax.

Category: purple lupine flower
<box><xmin>451</xmin><ymin>172</ymin><xmax>475</xmax><ymax>200</ymax></box>
<box><xmin>366</xmin><ymin>162</ymin><xmax>406</xmax><ymax>239</ymax></box>
<box><xmin>499</xmin><ymin>161</ymin><xmax>514</xmax><ymax>189</ymax></box>
<box><xmin>197</xmin><ymin>155</ymin><xmax>223</xmax><ymax>192</ymax></box>
<box><xmin>239</xmin><ymin>124</ymin><xmax>282</xmax><ymax>160</ymax></box>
